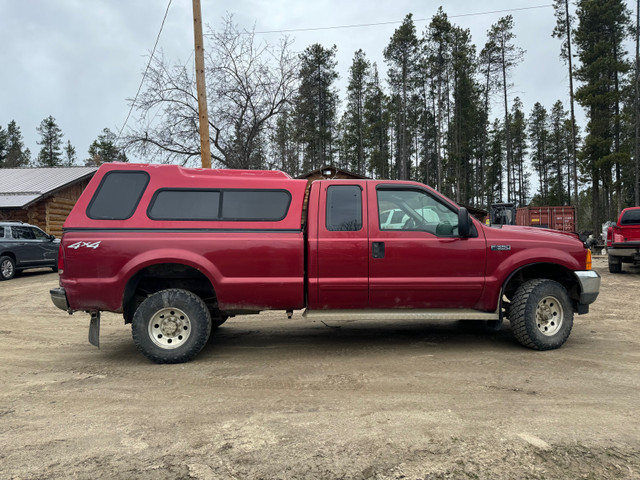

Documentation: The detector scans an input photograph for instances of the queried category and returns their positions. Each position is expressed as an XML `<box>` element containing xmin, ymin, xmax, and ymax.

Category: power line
<box><xmin>229</xmin><ymin>4</ymin><xmax>553</xmax><ymax>35</ymax></box>
<box><xmin>116</xmin><ymin>0</ymin><xmax>173</xmax><ymax>145</ymax></box>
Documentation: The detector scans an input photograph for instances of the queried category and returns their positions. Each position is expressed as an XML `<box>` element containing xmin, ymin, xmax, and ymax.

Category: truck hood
<box><xmin>487</xmin><ymin>224</ymin><xmax>582</xmax><ymax>244</ymax></box>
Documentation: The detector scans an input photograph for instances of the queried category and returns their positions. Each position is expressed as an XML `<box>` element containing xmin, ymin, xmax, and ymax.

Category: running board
<box><xmin>303</xmin><ymin>308</ymin><xmax>499</xmax><ymax>322</ymax></box>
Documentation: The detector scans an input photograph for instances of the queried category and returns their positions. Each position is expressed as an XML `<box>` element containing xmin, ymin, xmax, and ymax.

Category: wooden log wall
<box><xmin>0</xmin><ymin>179</ymin><xmax>92</xmax><ymax>238</ymax></box>
<box><xmin>44</xmin><ymin>180</ymin><xmax>91</xmax><ymax>238</ymax></box>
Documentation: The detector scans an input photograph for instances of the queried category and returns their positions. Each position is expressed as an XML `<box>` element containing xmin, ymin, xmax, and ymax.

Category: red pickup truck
<box><xmin>50</xmin><ymin>163</ymin><xmax>600</xmax><ymax>363</ymax></box>
<box><xmin>607</xmin><ymin>206</ymin><xmax>640</xmax><ymax>273</ymax></box>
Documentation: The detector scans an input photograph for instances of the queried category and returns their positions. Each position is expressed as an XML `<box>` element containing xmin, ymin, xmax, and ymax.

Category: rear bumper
<box><xmin>574</xmin><ymin>270</ymin><xmax>600</xmax><ymax>306</ymax></box>
<box><xmin>50</xmin><ymin>287</ymin><xmax>70</xmax><ymax>312</ymax></box>
<box><xmin>608</xmin><ymin>247</ymin><xmax>640</xmax><ymax>260</ymax></box>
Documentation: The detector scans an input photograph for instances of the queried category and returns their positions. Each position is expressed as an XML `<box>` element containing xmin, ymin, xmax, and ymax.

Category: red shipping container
<box><xmin>516</xmin><ymin>206</ymin><xmax>576</xmax><ymax>232</ymax></box>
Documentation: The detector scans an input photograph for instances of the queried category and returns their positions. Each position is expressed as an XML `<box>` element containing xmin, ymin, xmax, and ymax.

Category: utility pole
<box><xmin>192</xmin><ymin>0</ymin><xmax>211</xmax><ymax>168</ymax></box>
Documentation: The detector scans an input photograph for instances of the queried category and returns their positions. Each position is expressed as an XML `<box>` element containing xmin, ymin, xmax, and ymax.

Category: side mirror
<box><xmin>458</xmin><ymin>207</ymin><xmax>471</xmax><ymax>238</ymax></box>
<box><xmin>48</xmin><ymin>234</ymin><xmax>56</xmax><ymax>241</ymax></box>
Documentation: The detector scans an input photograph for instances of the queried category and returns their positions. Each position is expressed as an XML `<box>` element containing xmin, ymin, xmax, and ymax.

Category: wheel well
<box><xmin>503</xmin><ymin>263</ymin><xmax>580</xmax><ymax>304</ymax></box>
<box><xmin>0</xmin><ymin>252</ymin><xmax>16</xmax><ymax>262</ymax></box>
<box><xmin>122</xmin><ymin>263</ymin><xmax>217</xmax><ymax>324</ymax></box>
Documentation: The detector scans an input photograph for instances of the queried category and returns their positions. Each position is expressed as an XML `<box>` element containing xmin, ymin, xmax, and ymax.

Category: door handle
<box><xmin>372</xmin><ymin>242</ymin><xmax>385</xmax><ymax>259</ymax></box>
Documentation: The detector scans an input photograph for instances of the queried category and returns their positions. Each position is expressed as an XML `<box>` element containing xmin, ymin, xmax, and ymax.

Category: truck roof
<box><xmin>100</xmin><ymin>162</ymin><xmax>293</xmax><ymax>180</ymax></box>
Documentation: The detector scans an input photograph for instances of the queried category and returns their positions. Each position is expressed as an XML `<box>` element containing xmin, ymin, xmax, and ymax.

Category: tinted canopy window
<box><xmin>149</xmin><ymin>190</ymin><xmax>221</xmax><ymax>220</ymax></box>
<box><xmin>621</xmin><ymin>209</ymin><xmax>640</xmax><ymax>225</ymax></box>
<box><xmin>88</xmin><ymin>171</ymin><xmax>149</xmax><ymax>220</ymax></box>
<box><xmin>147</xmin><ymin>189</ymin><xmax>291</xmax><ymax>222</ymax></box>
<box><xmin>326</xmin><ymin>185</ymin><xmax>362</xmax><ymax>231</ymax></box>
<box><xmin>221</xmin><ymin>190</ymin><xmax>290</xmax><ymax>221</ymax></box>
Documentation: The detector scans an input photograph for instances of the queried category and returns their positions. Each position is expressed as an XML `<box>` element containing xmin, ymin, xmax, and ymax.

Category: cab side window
<box><xmin>326</xmin><ymin>185</ymin><xmax>362</xmax><ymax>231</ymax></box>
<box><xmin>377</xmin><ymin>188</ymin><xmax>459</xmax><ymax>236</ymax></box>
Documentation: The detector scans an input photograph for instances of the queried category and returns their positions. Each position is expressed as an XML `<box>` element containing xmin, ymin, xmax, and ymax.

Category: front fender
<box><xmin>478</xmin><ymin>247</ymin><xmax>584</xmax><ymax>312</ymax></box>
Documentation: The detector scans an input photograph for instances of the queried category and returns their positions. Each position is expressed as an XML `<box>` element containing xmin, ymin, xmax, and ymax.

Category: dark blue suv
<box><xmin>0</xmin><ymin>222</ymin><xmax>59</xmax><ymax>280</ymax></box>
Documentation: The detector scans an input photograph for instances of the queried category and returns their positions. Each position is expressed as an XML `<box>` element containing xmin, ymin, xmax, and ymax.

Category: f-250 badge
<box><xmin>491</xmin><ymin>244</ymin><xmax>511</xmax><ymax>251</ymax></box>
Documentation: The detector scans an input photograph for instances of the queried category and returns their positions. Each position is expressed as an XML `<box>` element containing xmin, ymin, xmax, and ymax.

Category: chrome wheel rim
<box><xmin>535</xmin><ymin>295</ymin><xmax>563</xmax><ymax>336</ymax></box>
<box><xmin>1</xmin><ymin>259</ymin><xmax>14</xmax><ymax>278</ymax></box>
<box><xmin>148</xmin><ymin>307</ymin><xmax>191</xmax><ymax>349</ymax></box>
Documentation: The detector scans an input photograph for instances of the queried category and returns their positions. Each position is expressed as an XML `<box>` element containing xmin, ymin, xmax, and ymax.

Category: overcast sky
<box><xmin>1</xmin><ymin>0</ymin><xmax>632</xmax><ymax>165</ymax></box>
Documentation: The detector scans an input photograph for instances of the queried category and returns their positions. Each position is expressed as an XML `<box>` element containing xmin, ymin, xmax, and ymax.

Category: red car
<box><xmin>51</xmin><ymin>163</ymin><xmax>600</xmax><ymax>363</ymax></box>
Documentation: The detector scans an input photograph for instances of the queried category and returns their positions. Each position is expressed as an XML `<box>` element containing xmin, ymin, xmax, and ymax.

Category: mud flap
<box><xmin>88</xmin><ymin>311</ymin><xmax>100</xmax><ymax>348</ymax></box>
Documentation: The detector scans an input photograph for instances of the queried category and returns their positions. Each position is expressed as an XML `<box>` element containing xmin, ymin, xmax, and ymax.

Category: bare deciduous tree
<box><xmin>125</xmin><ymin>15</ymin><xmax>298</xmax><ymax>168</ymax></box>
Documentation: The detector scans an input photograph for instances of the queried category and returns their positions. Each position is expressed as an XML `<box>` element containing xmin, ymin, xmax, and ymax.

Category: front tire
<box><xmin>0</xmin><ymin>256</ymin><xmax>16</xmax><ymax>280</ymax></box>
<box><xmin>132</xmin><ymin>289</ymin><xmax>212</xmax><ymax>364</ymax></box>
<box><xmin>509</xmin><ymin>279</ymin><xmax>573</xmax><ymax>351</ymax></box>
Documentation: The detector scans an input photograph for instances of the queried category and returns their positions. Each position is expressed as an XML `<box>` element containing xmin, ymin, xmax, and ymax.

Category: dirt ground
<box><xmin>0</xmin><ymin>257</ymin><xmax>639</xmax><ymax>480</ymax></box>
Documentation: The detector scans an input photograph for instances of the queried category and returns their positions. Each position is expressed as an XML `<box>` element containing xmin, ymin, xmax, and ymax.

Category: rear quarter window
<box><xmin>87</xmin><ymin>171</ymin><xmax>150</xmax><ymax>220</ymax></box>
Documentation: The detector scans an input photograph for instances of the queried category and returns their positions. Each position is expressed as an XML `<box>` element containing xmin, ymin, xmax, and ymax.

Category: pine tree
<box><xmin>485</xmin><ymin>16</ymin><xmax>525</xmax><ymax>203</ymax></box>
<box><xmin>36</xmin><ymin>115</ymin><xmax>64</xmax><ymax>166</ymax></box>
<box><xmin>0</xmin><ymin>125</ymin><xmax>7</xmax><ymax>167</ymax></box>
<box><xmin>575</xmin><ymin>0</ymin><xmax>632</xmax><ymax>228</ymax></box>
<box><xmin>552</xmin><ymin>0</ymin><xmax>580</xmax><ymax>211</ymax></box>
<box><xmin>5</xmin><ymin>120</ymin><xmax>31</xmax><ymax>168</ymax></box>
<box><xmin>271</xmin><ymin>105</ymin><xmax>300</xmax><ymax>177</ymax></box>
<box><xmin>528</xmin><ymin>103</ymin><xmax>550</xmax><ymax>203</ymax></box>
<box><xmin>363</xmin><ymin>64</ymin><xmax>391</xmax><ymax>179</ymax></box>
<box><xmin>447</xmin><ymin>24</ymin><xmax>482</xmax><ymax>205</ymax></box>
<box><xmin>342</xmin><ymin>49</ymin><xmax>372</xmax><ymax>176</ymax></box>
<box><xmin>64</xmin><ymin>140</ymin><xmax>77</xmax><ymax>166</ymax></box>
<box><xmin>424</xmin><ymin>8</ymin><xmax>452</xmax><ymax>190</ymax></box>
<box><xmin>486</xmin><ymin>119</ymin><xmax>505</xmax><ymax>205</ymax></box>
<box><xmin>86</xmin><ymin>128</ymin><xmax>127</xmax><ymax>166</ymax></box>
<box><xmin>510</xmin><ymin>97</ymin><xmax>528</xmax><ymax>206</ymax></box>
<box><xmin>548</xmin><ymin>100</ymin><xmax>570</xmax><ymax>204</ymax></box>
<box><xmin>294</xmin><ymin>44</ymin><xmax>340</xmax><ymax>172</ymax></box>
<box><xmin>384</xmin><ymin>14</ymin><xmax>419</xmax><ymax>180</ymax></box>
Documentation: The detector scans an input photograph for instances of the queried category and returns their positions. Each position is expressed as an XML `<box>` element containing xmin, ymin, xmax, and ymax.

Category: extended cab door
<box><xmin>368</xmin><ymin>184</ymin><xmax>486</xmax><ymax>309</ymax></box>
<box><xmin>313</xmin><ymin>181</ymin><xmax>369</xmax><ymax>309</ymax></box>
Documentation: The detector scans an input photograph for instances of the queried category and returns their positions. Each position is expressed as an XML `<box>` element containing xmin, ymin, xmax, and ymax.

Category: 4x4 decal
<box><xmin>67</xmin><ymin>241</ymin><xmax>101</xmax><ymax>250</ymax></box>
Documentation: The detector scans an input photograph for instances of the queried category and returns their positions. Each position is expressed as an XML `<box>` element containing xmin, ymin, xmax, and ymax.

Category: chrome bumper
<box><xmin>50</xmin><ymin>287</ymin><xmax>70</xmax><ymax>312</ymax></box>
<box><xmin>574</xmin><ymin>270</ymin><xmax>601</xmax><ymax>305</ymax></box>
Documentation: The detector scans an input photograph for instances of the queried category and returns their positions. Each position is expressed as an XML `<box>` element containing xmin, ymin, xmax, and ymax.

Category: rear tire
<box><xmin>509</xmin><ymin>279</ymin><xmax>573</xmax><ymax>351</ymax></box>
<box><xmin>0</xmin><ymin>256</ymin><xmax>15</xmax><ymax>280</ymax></box>
<box><xmin>608</xmin><ymin>255</ymin><xmax>622</xmax><ymax>273</ymax></box>
<box><xmin>132</xmin><ymin>289</ymin><xmax>212</xmax><ymax>364</ymax></box>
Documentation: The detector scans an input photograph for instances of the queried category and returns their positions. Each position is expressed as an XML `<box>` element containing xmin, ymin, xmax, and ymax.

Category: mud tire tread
<box><xmin>509</xmin><ymin>279</ymin><xmax>573</xmax><ymax>351</ymax></box>
<box><xmin>132</xmin><ymin>288</ymin><xmax>211</xmax><ymax>364</ymax></box>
